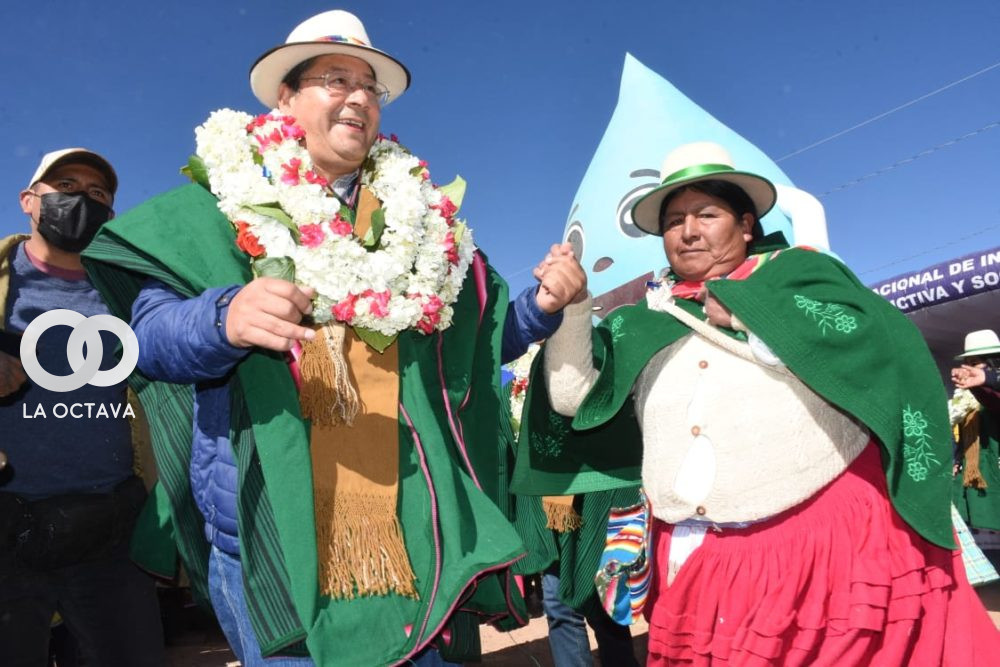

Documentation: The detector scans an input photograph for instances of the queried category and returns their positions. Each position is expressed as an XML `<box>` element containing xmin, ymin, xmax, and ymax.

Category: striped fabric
<box><xmin>668</xmin><ymin>248</ymin><xmax>789</xmax><ymax>300</ymax></box>
<box><xmin>953</xmin><ymin>503</ymin><xmax>1000</xmax><ymax>587</ymax></box>
<box><xmin>595</xmin><ymin>490</ymin><xmax>652</xmax><ymax>625</ymax></box>
<box><xmin>229</xmin><ymin>381</ymin><xmax>309</xmax><ymax>655</ymax></box>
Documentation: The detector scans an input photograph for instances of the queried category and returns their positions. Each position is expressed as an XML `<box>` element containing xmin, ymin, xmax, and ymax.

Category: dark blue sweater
<box><xmin>1</xmin><ymin>242</ymin><xmax>133</xmax><ymax>500</ymax></box>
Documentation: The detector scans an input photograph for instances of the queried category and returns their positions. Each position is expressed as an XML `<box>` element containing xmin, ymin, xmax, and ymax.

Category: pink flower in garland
<box><xmin>245</xmin><ymin>114</ymin><xmax>270</xmax><ymax>132</ymax></box>
<box><xmin>280</xmin><ymin>116</ymin><xmax>305</xmax><ymax>140</ymax></box>
<box><xmin>299</xmin><ymin>223</ymin><xmax>325</xmax><ymax>248</ymax></box>
<box><xmin>432</xmin><ymin>195</ymin><xmax>457</xmax><ymax>226</ymax></box>
<box><xmin>255</xmin><ymin>127</ymin><xmax>284</xmax><ymax>150</ymax></box>
<box><xmin>443</xmin><ymin>231</ymin><xmax>459</xmax><ymax>265</ymax></box>
<box><xmin>415</xmin><ymin>294</ymin><xmax>444</xmax><ymax>333</ymax></box>
<box><xmin>332</xmin><ymin>293</ymin><xmax>359</xmax><ymax>322</ymax></box>
<box><xmin>363</xmin><ymin>289</ymin><xmax>391</xmax><ymax>318</ymax></box>
<box><xmin>281</xmin><ymin>158</ymin><xmax>302</xmax><ymax>185</ymax></box>
<box><xmin>436</xmin><ymin>196</ymin><xmax>457</xmax><ymax>220</ymax></box>
<box><xmin>304</xmin><ymin>170</ymin><xmax>328</xmax><ymax>187</ymax></box>
<box><xmin>390</xmin><ymin>133</ymin><xmax>399</xmax><ymax>143</ymax></box>
<box><xmin>329</xmin><ymin>213</ymin><xmax>353</xmax><ymax>237</ymax></box>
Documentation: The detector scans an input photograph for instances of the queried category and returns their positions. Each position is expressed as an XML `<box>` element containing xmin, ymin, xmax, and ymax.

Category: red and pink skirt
<box><xmin>646</xmin><ymin>443</ymin><xmax>1000</xmax><ymax>666</ymax></box>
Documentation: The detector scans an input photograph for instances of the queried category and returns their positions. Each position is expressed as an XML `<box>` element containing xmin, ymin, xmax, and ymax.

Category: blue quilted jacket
<box><xmin>132</xmin><ymin>280</ymin><xmax>558</xmax><ymax>557</ymax></box>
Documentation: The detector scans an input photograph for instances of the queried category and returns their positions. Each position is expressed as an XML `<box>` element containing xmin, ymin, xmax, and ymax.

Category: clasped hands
<box><xmin>227</xmin><ymin>244</ymin><xmax>590</xmax><ymax>353</ymax></box>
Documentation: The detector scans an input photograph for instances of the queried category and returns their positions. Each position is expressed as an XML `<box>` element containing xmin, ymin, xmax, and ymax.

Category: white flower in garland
<box><xmin>949</xmin><ymin>388</ymin><xmax>981</xmax><ymax>425</ymax></box>
<box><xmin>507</xmin><ymin>343</ymin><xmax>540</xmax><ymax>440</ymax></box>
<box><xmin>191</xmin><ymin>108</ymin><xmax>475</xmax><ymax>349</ymax></box>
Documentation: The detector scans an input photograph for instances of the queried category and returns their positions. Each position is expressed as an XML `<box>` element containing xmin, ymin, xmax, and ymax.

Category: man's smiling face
<box><xmin>277</xmin><ymin>53</ymin><xmax>381</xmax><ymax>180</ymax></box>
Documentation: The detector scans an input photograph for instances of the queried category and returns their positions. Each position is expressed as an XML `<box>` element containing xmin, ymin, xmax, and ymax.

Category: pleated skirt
<box><xmin>646</xmin><ymin>444</ymin><xmax>1000</xmax><ymax>666</ymax></box>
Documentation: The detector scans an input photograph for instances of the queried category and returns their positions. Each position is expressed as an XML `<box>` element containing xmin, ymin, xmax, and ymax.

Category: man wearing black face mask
<box><xmin>0</xmin><ymin>149</ymin><xmax>166</xmax><ymax>666</ymax></box>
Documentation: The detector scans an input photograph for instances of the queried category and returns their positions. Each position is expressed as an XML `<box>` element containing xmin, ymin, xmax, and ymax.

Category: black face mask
<box><xmin>36</xmin><ymin>191</ymin><xmax>113</xmax><ymax>253</ymax></box>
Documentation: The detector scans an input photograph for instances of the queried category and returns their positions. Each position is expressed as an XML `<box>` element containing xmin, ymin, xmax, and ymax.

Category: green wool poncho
<box><xmin>512</xmin><ymin>248</ymin><xmax>955</xmax><ymax>551</ymax></box>
<box><xmin>83</xmin><ymin>184</ymin><xmax>528</xmax><ymax>665</ymax></box>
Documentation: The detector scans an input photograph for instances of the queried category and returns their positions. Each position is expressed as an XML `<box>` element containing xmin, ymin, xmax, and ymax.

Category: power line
<box><xmin>818</xmin><ymin>120</ymin><xmax>1000</xmax><ymax>198</ymax></box>
<box><xmin>857</xmin><ymin>220</ymin><xmax>1000</xmax><ymax>276</ymax></box>
<box><xmin>777</xmin><ymin>60</ymin><xmax>1000</xmax><ymax>162</ymax></box>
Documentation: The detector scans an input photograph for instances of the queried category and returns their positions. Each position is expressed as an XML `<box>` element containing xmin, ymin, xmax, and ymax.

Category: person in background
<box><xmin>0</xmin><ymin>148</ymin><xmax>164</xmax><ymax>666</ymax></box>
<box><xmin>953</xmin><ymin>329</ymin><xmax>1000</xmax><ymax>617</ymax></box>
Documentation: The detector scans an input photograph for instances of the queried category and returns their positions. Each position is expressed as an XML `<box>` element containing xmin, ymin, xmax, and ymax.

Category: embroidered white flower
<box><xmin>193</xmin><ymin>109</ymin><xmax>475</xmax><ymax>340</ymax></box>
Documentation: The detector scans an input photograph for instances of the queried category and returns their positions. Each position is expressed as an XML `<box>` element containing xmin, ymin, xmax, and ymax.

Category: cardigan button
<box><xmin>699</xmin><ymin>360</ymin><xmax>708</xmax><ymax>369</ymax></box>
<box><xmin>691</xmin><ymin>425</ymin><xmax>701</xmax><ymax>436</ymax></box>
<box><xmin>696</xmin><ymin>506</ymin><xmax>707</xmax><ymax>516</ymax></box>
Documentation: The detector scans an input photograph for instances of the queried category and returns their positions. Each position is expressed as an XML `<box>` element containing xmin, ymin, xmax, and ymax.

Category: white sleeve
<box><xmin>543</xmin><ymin>296</ymin><xmax>599</xmax><ymax>417</ymax></box>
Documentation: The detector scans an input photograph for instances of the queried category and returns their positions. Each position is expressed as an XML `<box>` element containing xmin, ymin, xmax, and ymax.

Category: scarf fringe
<box><xmin>962</xmin><ymin>410</ymin><xmax>987</xmax><ymax>489</ymax></box>
<box><xmin>314</xmin><ymin>490</ymin><xmax>418</xmax><ymax>600</ymax></box>
<box><xmin>299</xmin><ymin>322</ymin><xmax>360</xmax><ymax>427</ymax></box>
<box><xmin>543</xmin><ymin>498</ymin><xmax>583</xmax><ymax>533</ymax></box>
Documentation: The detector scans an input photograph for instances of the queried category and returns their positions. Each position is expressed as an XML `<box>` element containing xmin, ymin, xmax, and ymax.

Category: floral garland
<box><xmin>191</xmin><ymin>108</ymin><xmax>475</xmax><ymax>345</ymax></box>
<box><xmin>506</xmin><ymin>343</ymin><xmax>539</xmax><ymax>440</ymax></box>
<box><xmin>949</xmin><ymin>387</ymin><xmax>981</xmax><ymax>425</ymax></box>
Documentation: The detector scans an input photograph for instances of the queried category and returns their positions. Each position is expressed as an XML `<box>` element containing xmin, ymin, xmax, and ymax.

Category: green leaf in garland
<box><xmin>247</xmin><ymin>203</ymin><xmax>299</xmax><ymax>242</ymax></box>
<box><xmin>438</xmin><ymin>175</ymin><xmax>467</xmax><ymax>212</ymax></box>
<box><xmin>354</xmin><ymin>326</ymin><xmax>397</xmax><ymax>353</ymax></box>
<box><xmin>340</xmin><ymin>202</ymin><xmax>355</xmax><ymax>224</ymax></box>
<box><xmin>252</xmin><ymin>256</ymin><xmax>296</xmax><ymax>282</ymax></box>
<box><xmin>362</xmin><ymin>208</ymin><xmax>386</xmax><ymax>250</ymax></box>
<box><xmin>181</xmin><ymin>155</ymin><xmax>211</xmax><ymax>190</ymax></box>
<box><xmin>452</xmin><ymin>221</ymin><xmax>467</xmax><ymax>246</ymax></box>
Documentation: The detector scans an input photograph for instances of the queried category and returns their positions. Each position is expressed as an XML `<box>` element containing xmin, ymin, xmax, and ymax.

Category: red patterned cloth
<box><xmin>669</xmin><ymin>250</ymin><xmax>786</xmax><ymax>301</ymax></box>
<box><xmin>646</xmin><ymin>443</ymin><xmax>1000</xmax><ymax>666</ymax></box>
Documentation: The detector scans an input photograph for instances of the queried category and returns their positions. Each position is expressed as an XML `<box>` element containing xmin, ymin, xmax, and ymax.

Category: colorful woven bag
<box><xmin>594</xmin><ymin>489</ymin><xmax>652</xmax><ymax>625</ymax></box>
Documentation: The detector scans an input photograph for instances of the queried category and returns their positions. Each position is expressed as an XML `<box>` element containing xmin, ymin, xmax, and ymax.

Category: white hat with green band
<box><xmin>956</xmin><ymin>329</ymin><xmax>1000</xmax><ymax>359</ymax></box>
<box><xmin>631</xmin><ymin>141</ymin><xmax>777</xmax><ymax>236</ymax></box>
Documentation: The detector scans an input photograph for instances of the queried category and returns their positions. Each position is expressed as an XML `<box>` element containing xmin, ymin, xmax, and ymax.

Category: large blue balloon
<box><xmin>563</xmin><ymin>54</ymin><xmax>806</xmax><ymax>312</ymax></box>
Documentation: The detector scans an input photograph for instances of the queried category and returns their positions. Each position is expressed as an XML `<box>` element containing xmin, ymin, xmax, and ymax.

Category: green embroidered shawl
<box><xmin>512</xmin><ymin>248</ymin><xmax>954</xmax><ymax>549</ymax></box>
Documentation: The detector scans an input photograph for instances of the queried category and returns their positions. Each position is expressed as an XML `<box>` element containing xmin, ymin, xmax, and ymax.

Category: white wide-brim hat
<box><xmin>631</xmin><ymin>141</ymin><xmax>777</xmax><ymax>236</ymax></box>
<box><xmin>956</xmin><ymin>329</ymin><xmax>1000</xmax><ymax>359</ymax></box>
<box><xmin>28</xmin><ymin>147</ymin><xmax>118</xmax><ymax>197</ymax></box>
<box><xmin>249</xmin><ymin>10</ymin><xmax>410</xmax><ymax>109</ymax></box>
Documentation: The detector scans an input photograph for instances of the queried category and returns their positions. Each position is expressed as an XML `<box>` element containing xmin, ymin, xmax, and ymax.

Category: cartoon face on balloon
<box><xmin>564</xmin><ymin>165</ymin><xmax>666</xmax><ymax>313</ymax></box>
<box><xmin>564</xmin><ymin>55</ymin><xmax>828</xmax><ymax>316</ymax></box>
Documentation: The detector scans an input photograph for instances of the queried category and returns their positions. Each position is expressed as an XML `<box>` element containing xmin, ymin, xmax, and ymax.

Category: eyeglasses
<box><xmin>299</xmin><ymin>72</ymin><xmax>390</xmax><ymax>107</ymax></box>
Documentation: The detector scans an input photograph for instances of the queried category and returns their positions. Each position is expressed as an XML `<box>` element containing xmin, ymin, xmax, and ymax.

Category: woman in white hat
<box><xmin>952</xmin><ymin>330</ymin><xmax>1000</xmax><ymax>609</ymax></box>
<box><xmin>525</xmin><ymin>141</ymin><xmax>1000</xmax><ymax>665</ymax></box>
<box><xmin>953</xmin><ymin>329</ymin><xmax>1000</xmax><ymax>393</ymax></box>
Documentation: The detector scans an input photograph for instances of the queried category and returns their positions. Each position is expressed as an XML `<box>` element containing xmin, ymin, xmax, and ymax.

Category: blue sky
<box><xmin>2</xmin><ymin>0</ymin><xmax>998</xmax><ymax>297</ymax></box>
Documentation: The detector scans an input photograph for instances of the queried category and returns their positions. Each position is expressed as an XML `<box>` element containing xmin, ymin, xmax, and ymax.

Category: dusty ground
<box><xmin>478</xmin><ymin>616</ymin><xmax>648</xmax><ymax>666</ymax></box>
<box><xmin>165</xmin><ymin>586</ymin><xmax>1000</xmax><ymax>666</ymax></box>
<box><xmin>165</xmin><ymin>612</ymin><xmax>648</xmax><ymax>666</ymax></box>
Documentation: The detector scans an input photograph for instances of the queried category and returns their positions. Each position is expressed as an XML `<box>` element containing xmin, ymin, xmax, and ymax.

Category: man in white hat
<box><xmin>0</xmin><ymin>149</ymin><xmax>165</xmax><ymax>665</ymax></box>
<box><xmin>82</xmin><ymin>9</ymin><xmax>585</xmax><ymax>667</ymax></box>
